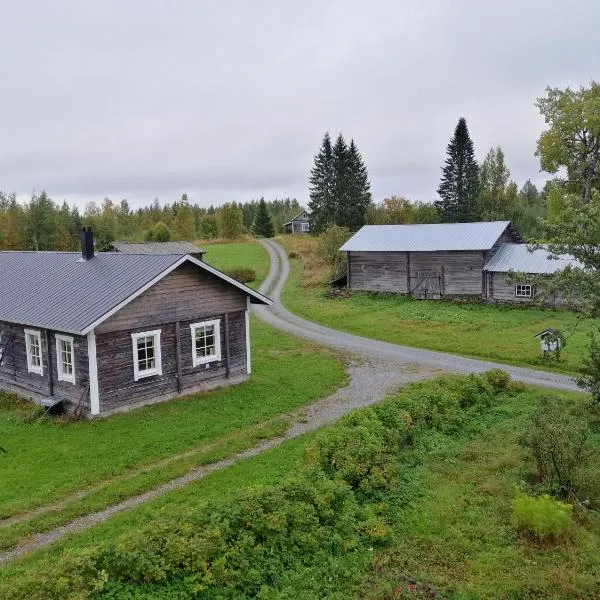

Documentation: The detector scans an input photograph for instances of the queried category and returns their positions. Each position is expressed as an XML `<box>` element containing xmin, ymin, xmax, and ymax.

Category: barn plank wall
<box><xmin>0</xmin><ymin>321</ymin><xmax>90</xmax><ymax>410</ymax></box>
<box><xmin>487</xmin><ymin>272</ymin><xmax>568</xmax><ymax>307</ymax></box>
<box><xmin>347</xmin><ymin>250</ymin><xmax>485</xmax><ymax>297</ymax></box>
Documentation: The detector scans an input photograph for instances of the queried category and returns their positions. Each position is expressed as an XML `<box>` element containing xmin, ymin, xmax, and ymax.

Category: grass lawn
<box><xmin>279</xmin><ymin>235</ymin><xmax>596</xmax><ymax>374</ymax></box>
<box><xmin>1</xmin><ymin>380</ymin><xmax>598</xmax><ymax>599</ymax></box>
<box><xmin>0</xmin><ymin>319</ymin><xmax>346</xmax><ymax>548</ymax></box>
<box><xmin>198</xmin><ymin>239</ymin><xmax>269</xmax><ymax>287</ymax></box>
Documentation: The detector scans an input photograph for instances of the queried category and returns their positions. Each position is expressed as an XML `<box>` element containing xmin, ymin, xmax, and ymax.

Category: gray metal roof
<box><xmin>340</xmin><ymin>221</ymin><xmax>512</xmax><ymax>252</ymax></box>
<box><xmin>483</xmin><ymin>243</ymin><xmax>580</xmax><ymax>274</ymax></box>
<box><xmin>110</xmin><ymin>241</ymin><xmax>205</xmax><ymax>254</ymax></box>
<box><xmin>0</xmin><ymin>252</ymin><xmax>270</xmax><ymax>335</ymax></box>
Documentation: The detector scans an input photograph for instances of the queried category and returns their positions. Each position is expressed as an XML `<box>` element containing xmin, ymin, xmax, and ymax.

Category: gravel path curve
<box><xmin>256</xmin><ymin>238</ymin><xmax>578</xmax><ymax>392</ymax></box>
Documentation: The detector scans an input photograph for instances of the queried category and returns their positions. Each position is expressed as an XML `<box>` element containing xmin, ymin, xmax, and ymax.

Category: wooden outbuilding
<box><xmin>105</xmin><ymin>240</ymin><xmax>206</xmax><ymax>261</ymax></box>
<box><xmin>0</xmin><ymin>229</ymin><xmax>271</xmax><ymax>416</ymax></box>
<box><xmin>341</xmin><ymin>221</ymin><xmax>521</xmax><ymax>299</ymax></box>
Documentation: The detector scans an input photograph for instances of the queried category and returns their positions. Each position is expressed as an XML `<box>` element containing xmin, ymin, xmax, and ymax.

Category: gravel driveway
<box><xmin>256</xmin><ymin>238</ymin><xmax>578</xmax><ymax>392</ymax></box>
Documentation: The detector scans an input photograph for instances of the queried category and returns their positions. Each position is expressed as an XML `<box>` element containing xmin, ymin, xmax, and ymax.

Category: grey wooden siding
<box><xmin>347</xmin><ymin>250</ymin><xmax>484</xmax><ymax>297</ymax></box>
<box><xmin>96</xmin><ymin>263</ymin><xmax>247</xmax><ymax>334</ymax></box>
<box><xmin>487</xmin><ymin>273</ymin><xmax>569</xmax><ymax>307</ymax></box>
<box><xmin>0</xmin><ymin>322</ymin><xmax>90</xmax><ymax>410</ymax></box>
<box><xmin>348</xmin><ymin>251</ymin><xmax>409</xmax><ymax>293</ymax></box>
<box><xmin>95</xmin><ymin>310</ymin><xmax>247</xmax><ymax>413</ymax></box>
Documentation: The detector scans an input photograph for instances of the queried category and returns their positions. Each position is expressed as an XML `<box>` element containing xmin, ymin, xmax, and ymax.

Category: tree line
<box><xmin>308</xmin><ymin>83</ymin><xmax>600</xmax><ymax>240</ymax></box>
<box><xmin>0</xmin><ymin>193</ymin><xmax>299</xmax><ymax>251</ymax></box>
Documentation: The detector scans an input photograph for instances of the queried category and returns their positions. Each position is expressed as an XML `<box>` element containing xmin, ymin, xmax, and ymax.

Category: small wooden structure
<box><xmin>283</xmin><ymin>210</ymin><xmax>311</xmax><ymax>234</ymax></box>
<box><xmin>0</xmin><ymin>229</ymin><xmax>271</xmax><ymax>417</ymax></box>
<box><xmin>534</xmin><ymin>329</ymin><xmax>562</xmax><ymax>356</ymax></box>
<box><xmin>105</xmin><ymin>241</ymin><xmax>206</xmax><ymax>261</ymax></box>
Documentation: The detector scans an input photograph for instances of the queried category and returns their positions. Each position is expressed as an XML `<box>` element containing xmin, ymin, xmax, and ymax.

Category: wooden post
<box><xmin>175</xmin><ymin>321</ymin><xmax>183</xmax><ymax>393</ymax></box>
<box><xmin>406</xmin><ymin>252</ymin><xmax>411</xmax><ymax>295</ymax></box>
<box><xmin>45</xmin><ymin>329</ymin><xmax>54</xmax><ymax>397</ymax></box>
<box><xmin>224</xmin><ymin>313</ymin><xmax>231</xmax><ymax>379</ymax></box>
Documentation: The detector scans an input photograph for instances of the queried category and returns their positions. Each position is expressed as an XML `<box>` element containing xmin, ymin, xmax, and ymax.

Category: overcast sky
<box><xmin>1</xmin><ymin>1</ymin><xmax>598</xmax><ymax>210</ymax></box>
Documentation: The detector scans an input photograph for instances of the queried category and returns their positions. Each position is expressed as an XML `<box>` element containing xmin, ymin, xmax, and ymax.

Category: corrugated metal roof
<box><xmin>483</xmin><ymin>243</ymin><xmax>580</xmax><ymax>274</ymax></box>
<box><xmin>110</xmin><ymin>241</ymin><xmax>205</xmax><ymax>254</ymax></box>
<box><xmin>0</xmin><ymin>252</ymin><xmax>270</xmax><ymax>335</ymax></box>
<box><xmin>340</xmin><ymin>221</ymin><xmax>512</xmax><ymax>252</ymax></box>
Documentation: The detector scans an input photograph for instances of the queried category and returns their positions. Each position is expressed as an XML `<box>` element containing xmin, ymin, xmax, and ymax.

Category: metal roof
<box><xmin>340</xmin><ymin>221</ymin><xmax>512</xmax><ymax>252</ymax></box>
<box><xmin>0</xmin><ymin>252</ymin><xmax>270</xmax><ymax>335</ymax></box>
<box><xmin>110</xmin><ymin>241</ymin><xmax>205</xmax><ymax>254</ymax></box>
<box><xmin>483</xmin><ymin>243</ymin><xmax>580</xmax><ymax>274</ymax></box>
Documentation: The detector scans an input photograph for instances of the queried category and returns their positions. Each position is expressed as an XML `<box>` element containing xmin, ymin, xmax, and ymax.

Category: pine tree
<box><xmin>252</xmin><ymin>198</ymin><xmax>275</xmax><ymax>237</ymax></box>
<box><xmin>436</xmin><ymin>118</ymin><xmax>480</xmax><ymax>222</ymax></box>
<box><xmin>308</xmin><ymin>132</ymin><xmax>335</xmax><ymax>233</ymax></box>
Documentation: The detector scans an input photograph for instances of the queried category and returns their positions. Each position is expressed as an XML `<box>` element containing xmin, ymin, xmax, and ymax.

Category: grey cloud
<box><xmin>1</xmin><ymin>0</ymin><xmax>598</xmax><ymax>208</ymax></box>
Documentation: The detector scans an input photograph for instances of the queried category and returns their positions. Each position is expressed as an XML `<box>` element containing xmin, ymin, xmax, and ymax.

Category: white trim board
<box><xmin>87</xmin><ymin>330</ymin><xmax>100</xmax><ymax>416</ymax></box>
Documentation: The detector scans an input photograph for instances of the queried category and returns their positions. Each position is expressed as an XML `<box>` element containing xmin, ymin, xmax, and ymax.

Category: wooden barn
<box><xmin>341</xmin><ymin>221</ymin><xmax>522</xmax><ymax>299</ymax></box>
<box><xmin>0</xmin><ymin>229</ymin><xmax>271</xmax><ymax>417</ymax></box>
<box><xmin>283</xmin><ymin>210</ymin><xmax>311</xmax><ymax>234</ymax></box>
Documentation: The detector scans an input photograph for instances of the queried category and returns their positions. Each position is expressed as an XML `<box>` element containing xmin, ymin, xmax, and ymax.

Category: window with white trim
<box><xmin>55</xmin><ymin>334</ymin><xmax>76</xmax><ymax>384</ymax></box>
<box><xmin>0</xmin><ymin>331</ymin><xmax>5</xmax><ymax>366</ymax></box>
<box><xmin>191</xmin><ymin>319</ymin><xmax>221</xmax><ymax>366</ymax></box>
<box><xmin>24</xmin><ymin>329</ymin><xmax>43</xmax><ymax>375</ymax></box>
<box><xmin>301</xmin><ymin>222</ymin><xmax>310</xmax><ymax>232</ymax></box>
<box><xmin>515</xmin><ymin>284</ymin><xmax>533</xmax><ymax>298</ymax></box>
<box><xmin>131</xmin><ymin>330</ymin><xmax>162</xmax><ymax>380</ymax></box>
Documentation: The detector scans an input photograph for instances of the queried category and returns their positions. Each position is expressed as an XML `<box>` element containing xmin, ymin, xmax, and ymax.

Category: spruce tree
<box><xmin>343</xmin><ymin>139</ymin><xmax>372</xmax><ymax>230</ymax></box>
<box><xmin>309</xmin><ymin>132</ymin><xmax>335</xmax><ymax>233</ymax></box>
<box><xmin>252</xmin><ymin>198</ymin><xmax>274</xmax><ymax>238</ymax></box>
<box><xmin>436</xmin><ymin>118</ymin><xmax>480</xmax><ymax>222</ymax></box>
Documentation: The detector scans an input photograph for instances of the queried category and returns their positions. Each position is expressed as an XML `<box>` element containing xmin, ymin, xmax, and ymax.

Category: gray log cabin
<box><xmin>341</xmin><ymin>221</ymin><xmax>577</xmax><ymax>304</ymax></box>
<box><xmin>0</xmin><ymin>229</ymin><xmax>271</xmax><ymax>417</ymax></box>
<box><xmin>283</xmin><ymin>210</ymin><xmax>311</xmax><ymax>234</ymax></box>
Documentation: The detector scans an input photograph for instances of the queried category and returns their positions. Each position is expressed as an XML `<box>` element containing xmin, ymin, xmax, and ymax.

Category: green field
<box><xmin>2</xmin><ymin>376</ymin><xmax>598</xmax><ymax>599</ymax></box>
<box><xmin>279</xmin><ymin>238</ymin><xmax>595</xmax><ymax>374</ymax></box>
<box><xmin>0</xmin><ymin>319</ymin><xmax>345</xmax><ymax>550</ymax></box>
<box><xmin>199</xmin><ymin>240</ymin><xmax>269</xmax><ymax>287</ymax></box>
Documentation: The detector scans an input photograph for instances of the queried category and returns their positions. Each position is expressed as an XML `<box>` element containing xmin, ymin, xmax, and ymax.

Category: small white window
<box><xmin>0</xmin><ymin>331</ymin><xmax>5</xmax><ymax>366</ymax></box>
<box><xmin>131</xmin><ymin>330</ymin><xmax>162</xmax><ymax>381</ymax></box>
<box><xmin>24</xmin><ymin>329</ymin><xmax>43</xmax><ymax>376</ymax></box>
<box><xmin>515</xmin><ymin>284</ymin><xmax>533</xmax><ymax>298</ymax></box>
<box><xmin>55</xmin><ymin>334</ymin><xmax>76</xmax><ymax>384</ymax></box>
<box><xmin>301</xmin><ymin>222</ymin><xmax>310</xmax><ymax>232</ymax></box>
<box><xmin>190</xmin><ymin>319</ymin><xmax>221</xmax><ymax>366</ymax></box>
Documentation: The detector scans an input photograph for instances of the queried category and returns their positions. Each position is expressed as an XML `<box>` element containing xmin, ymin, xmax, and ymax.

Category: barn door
<box><xmin>410</xmin><ymin>271</ymin><xmax>442</xmax><ymax>300</ymax></box>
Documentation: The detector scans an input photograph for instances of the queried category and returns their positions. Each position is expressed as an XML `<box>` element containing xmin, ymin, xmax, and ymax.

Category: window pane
<box><xmin>195</xmin><ymin>324</ymin><xmax>216</xmax><ymax>358</ymax></box>
<box><xmin>60</xmin><ymin>340</ymin><xmax>73</xmax><ymax>375</ymax></box>
<box><xmin>136</xmin><ymin>335</ymin><xmax>156</xmax><ymax>372</ymax></box>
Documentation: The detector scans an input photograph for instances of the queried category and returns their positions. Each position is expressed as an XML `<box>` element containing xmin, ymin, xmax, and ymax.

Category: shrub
<box><xmin>316</xmin><ymin>225</ymin><xmax>351</xmax><ymax>279</ymax></box>
<box><xmin>145</xmin><ymin>221</ymin><xmax>171</xmax><ymax>242</ymax></box>
<box><xmin>225</xmin><ymin>267</ymin><xmax>256</xmax><ymax>283</ymax></box>
<box><xmin>288</xmin><ymin>251</ymin><xmax>298</xmax><ymax>259</ymax></box>
<box><xmin>577</xmin><ymin>331</ymin><xmax>600</xmax><ymax>403</ymax></box>
<box><xmin>483</xmin><ymin>369</ymin><xmax>511</xmax><ymax>393</ymax></box>
<box><xmin>512</xmin><ymin>489</ymin><xmax>573</xmax><ymax>543</ymax></box>
<box><xmin>519</xmin><ymin>397</ymin><xmax>590</xmax><ymax>498</ymax></box>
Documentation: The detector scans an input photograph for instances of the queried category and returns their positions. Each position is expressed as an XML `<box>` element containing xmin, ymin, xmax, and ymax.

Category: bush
<box><xmin>483</xmin><ymin>369</ymin><xmax>511</xmax><ymax>393</ymax></box>
<box><xmin>288</xmin><ymin>251</ymin><xmax>298</xmax><ymax>259</ymax></box>
<box><xmin>225</xmin><ymin>267</ymin><xmax>256</xmax><ymax>283</ymax></box>
<box><xmin>512</xmin><ymin>489</ymin><xmax>572</xmax><ymax>543</ymax></box>
<box><xmin>145</xmin><ymin>221</ymin><xmax>171</xmax><ymax>242</ymax></box>
<box><xmin>316</xmin><ymin>225</ymin><xmax>351</xmax><ymax>279</ymax></box>
<box><xmin>519</xmin><ymin>397</ymin><xmax>590</xmax><ymax>498</ymax></box>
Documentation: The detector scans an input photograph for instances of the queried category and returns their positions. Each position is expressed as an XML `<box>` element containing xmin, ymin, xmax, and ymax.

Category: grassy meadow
<box><xmin>0</xmin><ymin>319</ymin><xmax>346</xmax><ymax>551</ymax></box>
<box><xmin>1</xmin><ymin>375</ymin><xmax>598</xmax><ymax>599</ymax></box>
<box><xmin>278</xmin><ymin>235</ymin><xmax>596</xmax><ymax>374</ymax></box>
<box><xmin>197</xmin><ymin>239</ymin><xmax>270</xmax><ymax>287</ymax></box>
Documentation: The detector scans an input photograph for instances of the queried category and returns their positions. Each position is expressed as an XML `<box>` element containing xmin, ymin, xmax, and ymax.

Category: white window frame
<box><xmin>24</xmin><ymin>329</ymin><xmax>44</xmax><ymax>376</ymax></box>
<box><xmin>0</xmin><ymin>330</ymin><xmax>4</xmax><ymax>366</ymax></box>
<box><xmin>131</xmin><ymin>329</ymin><xmax>162</xmax><ymax>381</ymax></box>
<box><xmin>55</xmin><ymin>334</ymin><xmax>76</xmax><ymax>384</ymax></box>
<box><xmin>301</xmin><ymin>221</ymin><xmax>310</xmax><ymax>232</ymax></box>
<box><xmin>190</xmin><ymin>319</ymin><xmax>222</xmax><ymax>367</ymax></box>
<box><xmin>515</xmin><ymin>284</ymin><xmax>533</xmax><ymax>298</ymax></box>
